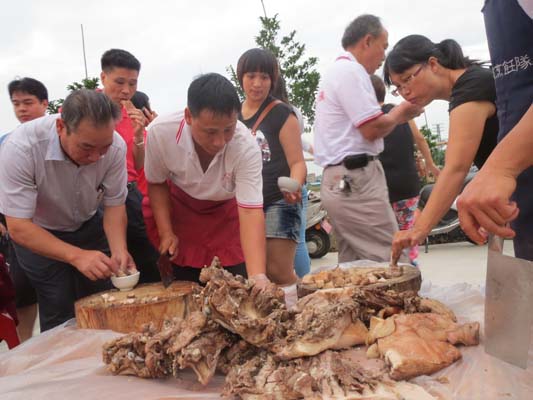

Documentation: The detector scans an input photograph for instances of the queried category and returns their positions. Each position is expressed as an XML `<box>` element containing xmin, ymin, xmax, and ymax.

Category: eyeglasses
<box><xmin>391</xmin><ymin>64</ymin><xmax>425</xmax><ymax>97</ymax></box>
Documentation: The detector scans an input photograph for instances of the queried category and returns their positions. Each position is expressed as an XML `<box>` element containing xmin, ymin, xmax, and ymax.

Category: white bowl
<box><xmin>111</xmin><ymin>271</ymin><xmax>140</xmax><ymax>291</ymax></box>
<box><xmin>277</xmin><ymin>176</ymin><xmax>300</xmax><ymax>193</ymax></box>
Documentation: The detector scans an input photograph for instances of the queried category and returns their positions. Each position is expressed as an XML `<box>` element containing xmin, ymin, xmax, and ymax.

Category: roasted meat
<box><xmin>103</xmin><ymin>311</ymin><xmax>235</xmax><ymax>385</ymax></box>
<box><xmin>199</xmin><ymin>264</ymin><xmax>288</xmax><ymax>349</ymax></box>
<box><xmin>272</xmin><ymin>289</ymin><xmax>369</xmax><ymax>359</ymax></box>
<box><xmin>301</xmin><ymin>266</ymin><xmax>404</xmax><ymax>289</ymax></box>
<box><xmin>223</xmin><ymin>349</ymin><xmax>437</xmax><ymax>400</ymax></box>
<box><xmin>102</xmin><ymin>324</ymin><xmax>163</xmax><ymax>378</ymax></box>
<box><xmin>103</xmin><ymin>260</ymin><xmax>478</xmax><ymax>395</ymax></box>
<box><xmin>367</xmin><ymin>313</ymin><xmax>480</xmax><ymax>380</ymax></box>
<box><xmin>175</xmin><ymin>319</ymin><xmax>237</xmax><ymax>385</ymax></box>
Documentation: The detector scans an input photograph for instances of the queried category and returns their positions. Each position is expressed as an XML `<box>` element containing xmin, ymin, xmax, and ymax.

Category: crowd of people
<box><xmin>0</xmin><ymin>0</ymin><xmax>531</xmax><ymax>344</ymax></box>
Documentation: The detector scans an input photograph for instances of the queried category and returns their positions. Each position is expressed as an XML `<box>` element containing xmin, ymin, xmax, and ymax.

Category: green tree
<box><xmin>227</xmin><ymin>14</ymin><xmax>320</xmax><ymax>126</ymax></box>
<box><xmin>47</xmin><ymin>77</ymin><xmax>100</xmax><ymax>114</ymax></box>
<box><xmin>420</xmin><ymin>125</ymin><xmax>445</xmax><ymax>167</ymax></box>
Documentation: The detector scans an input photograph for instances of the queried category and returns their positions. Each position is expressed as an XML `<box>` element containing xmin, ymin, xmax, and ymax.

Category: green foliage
<box><xmin>227</xmin><ymin>14</ymin><xmax>320</xmax><ymax>126</ymax></box>
<box><xmin>66</xmin><ymin>77</ymin><xmax>99</xmax><ymax>92</ymax></box>
<box><xmin>47</xmin><ymin>99</ymin><xmax>64</xmax><ymax>115</ymax></box>
<box><xmin>47</xmin><ymin>77</ymin><xmax>100</xmax><ymax>114</ymax></box>
<box><xmin>420</xmin><ymin>125</ymin><xmax>445</xmax><ymax>167</ymax></box>
<box><xmin>226</xmin><ymin>65</ymin><xmax>244</xmax><ymax>100</ymax></box>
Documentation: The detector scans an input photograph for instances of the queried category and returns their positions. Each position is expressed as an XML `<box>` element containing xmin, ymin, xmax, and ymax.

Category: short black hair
<box><xmin>187</xmin><ymin>73</ymin><xmax>240</xmax><ymax>117</ymax></box>
<box><xmin>61</xmin><ymin>89</ymin><xmax>121</xmax><ymax>133</ymax></box>
<box><xmin>8</xmin><ymin>77</ymin><xmax>48</xmax><ymax>101</ymax></box>
<box><xmin>370</xmin><ymin>75</ymin><xmax>386</xmax><ymax>103</ymax></box>
<box><xmin>101</xmin><ymin>49</ymin><xmax>141</xmax><ymax>72</ymax></box>
<box><xmin>341</xmin><ymin>14</ymin><xmax>383</xmax><ymax>49</ymax></box>
<box><xmin>236</xmin><ymin>48</ymin><xmax>279</xmax><ymax>92</ymax></box>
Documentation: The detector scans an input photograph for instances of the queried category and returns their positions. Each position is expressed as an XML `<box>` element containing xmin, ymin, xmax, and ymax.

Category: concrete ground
<box><xmin>0</xmin><ymin>240</ymin><xmax>514</xmax><ymax>353</ymax></box>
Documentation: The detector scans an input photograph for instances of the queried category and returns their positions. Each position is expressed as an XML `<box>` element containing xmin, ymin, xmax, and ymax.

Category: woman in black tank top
<box><xmin>383</xmin><ymin>35</ymin><xmax>499</xmax><ymax>261</ymax></box>
<box><xmin>236</xmin><ymin>48</ymin><xmax>307</xmax><ymax>286</ymax></box>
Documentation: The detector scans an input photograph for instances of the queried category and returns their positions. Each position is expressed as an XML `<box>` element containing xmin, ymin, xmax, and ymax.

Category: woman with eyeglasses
<box><xmin>386</xmin><ymin>34</ymin><xmax>499</xmax><ymax>263</ymax></box>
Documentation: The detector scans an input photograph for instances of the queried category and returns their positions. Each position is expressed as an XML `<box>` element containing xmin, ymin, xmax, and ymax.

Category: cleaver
<box><xmin>485</xmin><ymin>234</ymin><xmax>533</xmax><ymax>368</ymax></box>
<box><xmin>157</xmin><ymin>252</ymin><xmax>174</xmax><ymax>288</ymax></box>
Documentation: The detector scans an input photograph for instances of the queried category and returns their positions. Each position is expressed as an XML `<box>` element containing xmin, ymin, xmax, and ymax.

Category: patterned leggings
<box><xmin>391</xmin><ymin>196</ymin><xmax>420</xmax><ymax>264</ymax></box>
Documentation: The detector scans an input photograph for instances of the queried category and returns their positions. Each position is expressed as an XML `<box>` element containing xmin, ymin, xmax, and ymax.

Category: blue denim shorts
<box><xmin>264</xmin><ymin>198</ymin><xmax>302</xmax><ymax>242</ymax></box>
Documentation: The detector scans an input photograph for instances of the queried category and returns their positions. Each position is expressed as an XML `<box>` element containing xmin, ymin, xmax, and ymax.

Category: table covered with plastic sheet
<box><xmin>1</xmin><ymin>275</ymin><xmax>532</xmax><ymax>399</ymax></box>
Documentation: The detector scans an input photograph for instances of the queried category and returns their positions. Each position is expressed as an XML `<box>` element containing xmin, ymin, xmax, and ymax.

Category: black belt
<box><xmin>126</xmin><ymin>181</ymin><xmax>137</xmax><ymax>191</ymax></box>
<box><xmin>327</xmin><ymin>154</ymin><xmax>378</xmax><ymax>169</ymax></box>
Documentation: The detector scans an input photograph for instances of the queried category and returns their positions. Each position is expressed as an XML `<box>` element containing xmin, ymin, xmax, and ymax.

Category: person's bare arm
<box><xmin>359</xmin><ymin>101</ymin><xmax>423</xmax><ymax>141</ymax></box>
<box><xmin>409</xmin><ymin>120</ymin><xmax>440</xmax><ymax>178</ymax></box>
<box><xmin>6</xmin><ymin>216</ymin><xmax>118</xmax><ymax>280</ymax></box>
<box><xmin>391</xmin><ymin>101</ymin><xmax>494</xmax><ymax>261</ymax></box>
<box><xmin>279</xmin><ymin>114</ymin><xmax>307</xmax><ymax>203</ymax></box>
<box><xmin>147</xmin><ymin>182</ymin><xmax>178</xmax><ymax>257</ymax></box>
<box><xmin>458</xmin><ymin>104</ymin><xmax>533</xmax><ymax>242</ymax></box>
<box><xmin>238</xmin><ymin>207</ymin><xmax>267</xmax><ymax>279</ymax></box>
<box><xmin>103</xmin><ymin>204</ymin><xmax>134</xmax><ymax>272</ymax></box>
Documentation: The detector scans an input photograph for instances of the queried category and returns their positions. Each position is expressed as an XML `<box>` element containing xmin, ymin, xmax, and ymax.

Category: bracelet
<box><xmin>134</xmin><ymin>139</ymin><xmax>144</xmax><ymax>147</ymax></box>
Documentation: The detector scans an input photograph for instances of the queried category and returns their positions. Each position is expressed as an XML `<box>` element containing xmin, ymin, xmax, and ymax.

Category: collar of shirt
<box><xmin>336</xmin><ymin>51</ymin><xmax>356</xmax><ymax>63</ymax></box>
<box><xmin>44</xmin><ymin>125</ymin><xmax>68</xmax><ymax>162</ymax></box>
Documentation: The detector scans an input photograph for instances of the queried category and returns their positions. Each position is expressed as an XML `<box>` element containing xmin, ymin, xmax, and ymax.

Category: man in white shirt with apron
<box><xmin>143</xmin><ymin>73</ymin><xmax>268</xmax><ymax>286</ymax></box>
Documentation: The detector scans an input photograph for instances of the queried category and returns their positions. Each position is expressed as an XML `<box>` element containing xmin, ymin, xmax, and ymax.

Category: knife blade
<box><xmin>157</xmin><ymin>252</ymin><xmax>174</xmax><ymax>288</ymax></box>
<box><xmin>485</xmin><ymin>234</ymin><xmax>533</xmax><ymax>368</ymax></box>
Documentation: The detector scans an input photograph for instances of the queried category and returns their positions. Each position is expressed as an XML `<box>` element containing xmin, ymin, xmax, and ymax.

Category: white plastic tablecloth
<box><xmin>1</xmin><ymin>273</ymin><xmax>532</xmax><ymax>399</ymax></box>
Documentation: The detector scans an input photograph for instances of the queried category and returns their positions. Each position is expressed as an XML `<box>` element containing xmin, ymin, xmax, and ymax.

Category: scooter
<box><xmin>305</xmin><ymin>191</ymin><xmax>332</xmax><ymax>258</ymax></box>
<box><xmin>419</xmin><ymin>169</ymin><xmax>477</xmax><ymax>252</ymax></box>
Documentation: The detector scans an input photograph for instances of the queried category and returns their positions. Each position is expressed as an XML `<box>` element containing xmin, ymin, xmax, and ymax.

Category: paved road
<box><xmin>311</xmin><ymin>239</ymin><xmax>516</xmax><ymax>287</ymax></box>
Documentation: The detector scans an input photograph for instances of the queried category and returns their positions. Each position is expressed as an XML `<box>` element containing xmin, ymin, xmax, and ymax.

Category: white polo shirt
<box><xmin>313</xmin><ymin>51</ymin><xmax>384</xmax><ymax>167</ymax></box>
<box><xmin>0</xmin><ymin>114</ymin><xmax>128</xmax><ymax>232</ymax></box>
<box><xmin>145</xmin><ymin>111</ymin><xmax>263</xmax><ymax>209</ymax></box>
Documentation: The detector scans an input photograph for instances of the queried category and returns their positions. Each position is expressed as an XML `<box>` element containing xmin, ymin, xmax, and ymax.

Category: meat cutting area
<box><xmin>2</xmin><ymin>1</ymin><xmax>533</xmax><ymax>399</ymax></box>
<box><xmin>2</xmin><ymin>255</ymin><xmax>533</xmax><ymax>399</ymax></box>
<box><xmin>102</xmin><ymin>260</ymin><xmax>480</xmax><ymax>398</ymax></box>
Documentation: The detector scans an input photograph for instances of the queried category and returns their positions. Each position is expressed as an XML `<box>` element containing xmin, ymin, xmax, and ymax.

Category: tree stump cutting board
<box><xmin>297</xmin><ymin>265</ymin><xmax>421</xmax><ymax>298</ymax></box>
<box><xmin>75</xmin><ymin>281</ymin><xmax>198</xmax><ymax>334</ymax></box>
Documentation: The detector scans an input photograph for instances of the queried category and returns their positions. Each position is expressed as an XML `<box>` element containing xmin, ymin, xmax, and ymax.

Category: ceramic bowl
<box><xmin>277</xmin><ymin>176</ymin><xmax>300</xmax><ymax>193</ymax></box>
<box><xmin>111</xmin><ymin>271</ymin><xmax>140</xmax><ymax>291</ymax></box>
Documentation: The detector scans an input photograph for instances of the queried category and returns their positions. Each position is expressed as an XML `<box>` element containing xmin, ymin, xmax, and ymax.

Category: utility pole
<box><xmin>432</xmin><ymin>123</ymin><xmax>442</xmax><ymax>142</ymax></box>
<box><xmin>260</xmin><ymin>0</ymin><xmax>268</xmax><ymax>18</ymax></box>
<box><xmin>81</xmin><ymin>24</ymin><xmax>88</xmax><ymax>79</ymax></box>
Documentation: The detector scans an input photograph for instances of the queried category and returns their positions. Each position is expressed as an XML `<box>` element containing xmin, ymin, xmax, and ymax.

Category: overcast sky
<box><xmin>0</xmin><ymin>0</ymin><xmax>490</xmax><ymax>137</ymax></box>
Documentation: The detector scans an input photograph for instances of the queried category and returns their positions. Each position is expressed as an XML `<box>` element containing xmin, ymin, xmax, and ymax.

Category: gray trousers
<box><xmin>321</xmin><ymin>160</ymin><xmax>406</xmax><ymax>263</ymax></box>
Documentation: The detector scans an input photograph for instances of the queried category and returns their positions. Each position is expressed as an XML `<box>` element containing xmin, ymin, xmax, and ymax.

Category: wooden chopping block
<box><xmin>75</xmin><ymin>281</ymin><xmax>198</xmax><ymax>333</ymax></box>
<box><xmin>297</xmin><ymin>265</ymin><xmax>421</xmax><ymax>298</ymax></box>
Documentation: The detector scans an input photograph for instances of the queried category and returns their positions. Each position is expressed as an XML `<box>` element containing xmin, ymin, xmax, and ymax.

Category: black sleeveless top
<box><xmin>449</xmin><ymin>65</ymin><xmax>499</xmax><ymax>168</ymax></box>
<box><xmin>379</xmin><ymin>104</ymin><xmax>420</xmax><ymax>203</ymax></box>
<box><xmin>239</xmin><ymin>95</ymin><xmax>293</xmax><ymax>206</ymax></box>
